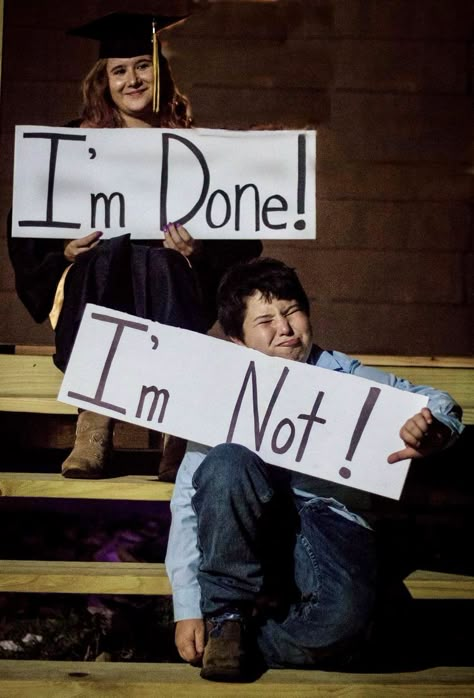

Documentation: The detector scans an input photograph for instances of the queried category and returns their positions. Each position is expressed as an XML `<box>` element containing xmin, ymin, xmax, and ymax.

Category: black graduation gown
<box><xmin>7</xmin><ymin>210</ymin><xmax>262</xmax><ymax>371</ymax></box>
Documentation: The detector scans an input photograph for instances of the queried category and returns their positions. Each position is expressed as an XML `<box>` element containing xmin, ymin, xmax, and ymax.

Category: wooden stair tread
<box><xmin>0</xmin><ymin>397</ymin><xmax>76</xmax><ymax>414</ymax></box>
<box><xmin>2</xmin><ymin>354</ymin><xmax>473</xmax><ymax>423</ymax></box>
<box><xmin>0</xmin><ymin>561</ymin><xmax>472</xmax><ymax>599</ymax></box>
<box><xmin>5</xmin><ymin>348</ymin><xmax>473</xmax><ymax>365</ymax></box>
<box><xmin>352</xmin><ymin>355</ymin><xmax>474</xmax><ymax>369</ymax></box>
<box><xmin>405</xmin><ymin>569</ymin><xmax>474</xmax><ymax>599</ymax></box>
<box><xmin>0</xmin><ymin>560</ymin><xmax>171</xmax><ymax>595</ymax></box>
<box><xmin>0</xmin><ymin>355</ymin><xmax>72</xmax><ymax>414</ymax></box>
<box><xmin>0</xmin><ymin>472</ymin><xmax>173</xmax><ymax>500</ymax></box>
<box><xmin>354</xmin><ymin>358</ymin><xmax>474</xmax><ymax>424</ymax></box>
<box><xmin>0</xmin><ymin>660</ymin><xmax>473</xmax><ymax>696</ymax></box>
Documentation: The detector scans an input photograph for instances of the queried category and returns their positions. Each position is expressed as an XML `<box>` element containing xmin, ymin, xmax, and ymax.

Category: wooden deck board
<box><xmin>354</xmin><ymin>357</ymin><xmax>474</xmax><ymax>424</ymax></box>
<box><xmin>0</xmin><ymin>560</ymin><xmax>171</xmax><ymax>595</ymax></box>
<box><xmin>0</xmin><ymin>660</ymin><xmax>473</xmax><ymax>697</ymax></box>
<box><xmin>0</xmin><ymin>561</ymin><xmax>472</xmax><ymax>600</ymax></box>
<box><xmin>406</xmin><ymin>570</ymin><xmax>474</xmax><ymax>600</ymax></box>
<box><xmin>0</xmin><ymin>353</ymin><xmax>74</xmax><ymax>413</ymax></box>
<box><xmin>0</xmin><ymin>472</ymin><xmax>173</xmax><ymax>500</ymax></box>
<box><xmin>1</xmin><ymin>354</ymin><xmax>473</xmax><ymax>422</ymax></box>
<box><xmin>352</xmin><ymin>355</ymin><xmax>474</xmax><ymax>369</ymax></box>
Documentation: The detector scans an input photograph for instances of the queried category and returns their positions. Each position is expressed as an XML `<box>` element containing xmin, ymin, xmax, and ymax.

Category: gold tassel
<box><xmin>152</xmin><ymin>19</ymin><xmax>160</xmax><ymax>113</ymax></box>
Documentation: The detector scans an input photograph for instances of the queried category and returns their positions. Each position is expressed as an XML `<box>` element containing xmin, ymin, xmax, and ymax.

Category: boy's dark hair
<box><xmin>217</xmin><ymin>257</ymin><xmax>310</xmax><ymax>340</ymax></box>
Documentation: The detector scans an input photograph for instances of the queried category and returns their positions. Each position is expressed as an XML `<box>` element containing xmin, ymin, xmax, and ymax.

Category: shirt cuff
<box><xmin>434</xmin><ymin>412</ymin><xmax>465</xmax><ymax>448</ymax></box>
<box><xmin>172</xmin><ymin>585</ymin><xmax>203</xmax><ymax>622</ymax></box>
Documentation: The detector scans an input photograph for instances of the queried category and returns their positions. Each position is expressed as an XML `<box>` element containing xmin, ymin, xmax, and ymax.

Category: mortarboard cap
<box><xmin>68</xmin><ymin>12</ymin><xmax>189</xmax><ymax>114</ymax></box>
<box><xmin>67</xmin><ymin>11</ymin><xmax>189</xmax><ymax>59</ymax></box>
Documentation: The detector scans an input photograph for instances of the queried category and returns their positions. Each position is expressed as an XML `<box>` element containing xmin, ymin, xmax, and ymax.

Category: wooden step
<box><xmin>2</xmin><ymin>354</ymin><xmax>473</xmax><ymax>423</ymax></box>
<box><xmin>353</xmin><ymin>355</ymin><xmax>474</xmax><ymax>369</ymax></box>
<box><xmin>405</xmin><ymin>569</ymin><xmax>474</xmax><ymax>600</ymax></box>
<box><xmin>0</xmin><ymin>660</ymin><xmax>474</xmax><ymax>697</ymax></box>
<box><xmin>0</xmin><ymin>561</ymin><xmax>171</xmax><ymax>595</ymax></box>
<box><xmin>0</xmin><ymin>472</ymin><xmax>173</xmax><ymax>500</ymax></box>
<box><xmin>355</xmin><ymin>356</ymin><xmax>474</xmax><ymax>425</ymax></box>
<box><xmin>0</xmin><ymin>561</ymin><xmax>472</xmax><ymax>600</ymax></box>
<box><xmin>0</xmin><ymin>355</ymin><xmax>73</xmax><ymax>414</ymax></box>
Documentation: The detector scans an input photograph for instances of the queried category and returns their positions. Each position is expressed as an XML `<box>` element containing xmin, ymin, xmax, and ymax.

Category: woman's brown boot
<box><xmin>61</xmin><ymin>410</ymin><xmax>114</xmax><ymax>479</ymax></box>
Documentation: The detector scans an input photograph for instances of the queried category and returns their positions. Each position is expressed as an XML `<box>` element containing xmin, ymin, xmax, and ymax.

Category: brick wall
<box><xmin>1</xmin><ymin>0</ymin><xmax>472</xmax><ymax>354</ymax></box>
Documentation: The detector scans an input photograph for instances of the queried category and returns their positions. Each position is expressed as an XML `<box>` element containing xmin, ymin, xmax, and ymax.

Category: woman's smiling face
<box><xmin>107</xmin><ymin>55</ymin><xmax>154</xmax><ymax>120</ymax></box>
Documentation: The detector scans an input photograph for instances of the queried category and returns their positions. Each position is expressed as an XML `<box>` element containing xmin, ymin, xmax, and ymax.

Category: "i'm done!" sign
<box><xmin>12</xmin><ymin>126</ymin><xmax>316</xmax><ymax>241</ymax></box>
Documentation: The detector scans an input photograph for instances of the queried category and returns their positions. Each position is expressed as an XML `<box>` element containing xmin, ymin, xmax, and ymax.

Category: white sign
<box><xmin>12</xmin><ymin>126</ymin><xmax>316</xmax><ymax>240</ymax></box>
<box><xmin>58</xmin><ymin>304</ymin><xmax>428</xmax><ymax>500</ymax></box>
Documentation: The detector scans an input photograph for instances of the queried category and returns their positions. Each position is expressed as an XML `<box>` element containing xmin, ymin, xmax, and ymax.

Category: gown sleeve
<box><xmin>6</xmin><ymin>208</ymin><xmax>69</xmax><ymax>323</ymax></box>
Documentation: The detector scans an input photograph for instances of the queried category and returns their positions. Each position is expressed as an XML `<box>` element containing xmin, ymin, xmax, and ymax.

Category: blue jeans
<box><xmin>192</xmin><ymin>443</ymin><xmax>377</xmax><ymax>668</ymax></box>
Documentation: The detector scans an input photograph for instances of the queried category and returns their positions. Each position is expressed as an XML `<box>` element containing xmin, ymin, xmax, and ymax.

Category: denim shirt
<box><xmin>165</xmin><ymin>346</ymin><xmax>464</xmax><ymax>621</ymax></box>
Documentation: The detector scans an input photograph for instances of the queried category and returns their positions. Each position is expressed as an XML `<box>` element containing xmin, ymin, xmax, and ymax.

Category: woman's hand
<box><xmin>64</xmin><ymin>231</ymin><xmax>103</xmax><ymax>263</ymax></box>
<box><xmin>162</xmin><ymin>222</ymin><xmax>202</xmax><ymax>259</ymax></box>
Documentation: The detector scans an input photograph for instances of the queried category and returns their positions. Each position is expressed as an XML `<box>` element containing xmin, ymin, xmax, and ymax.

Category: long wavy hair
<box><xmin>80</xmin><ymin>46</ymin><xmax>192</xmax><ymax>128</ymax></box>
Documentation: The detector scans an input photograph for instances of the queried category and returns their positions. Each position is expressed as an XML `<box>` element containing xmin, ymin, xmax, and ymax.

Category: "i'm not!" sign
<box><xmin>58</xmin><ymin>304</ymin><xmax>427</xmax><ymax>499</ymax></box>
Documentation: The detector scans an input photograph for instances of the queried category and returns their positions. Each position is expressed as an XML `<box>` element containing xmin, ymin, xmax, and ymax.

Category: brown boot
<box><xmin>157</xmin><ymin>434</ymin><xmax>187</xmax><ymax>482</ymax></box>
<box><xmin>201</xmin><ymin>614</ymin><xmax>261</xmax><ymax>683</ymax></box>
<box><xmin>61</xmin><ymin>410</ymin><xmax>114</xmax><ymax>479</ymax></box>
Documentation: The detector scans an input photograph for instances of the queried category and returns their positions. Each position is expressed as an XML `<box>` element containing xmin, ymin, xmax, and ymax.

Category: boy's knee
<box><xmin>194</xmin><ymin>443</ymin><xmax>263</xmax><ymax>489</ymax></box>
<box><xmin>211</xmin><ymin>442</ymin><xmax>255</xmax><ymax>462</ymax></box>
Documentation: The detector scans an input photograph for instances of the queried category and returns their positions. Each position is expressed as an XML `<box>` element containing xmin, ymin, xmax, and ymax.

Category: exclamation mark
<box><xmin>339</xmin><ymin>387</ymin><xmax>381</xmax><ymax>479</ymax></box>
<box><xmin>294</xmin><ymin>134</ymin><xmax>306</xmax><ymax>230</ymax></box>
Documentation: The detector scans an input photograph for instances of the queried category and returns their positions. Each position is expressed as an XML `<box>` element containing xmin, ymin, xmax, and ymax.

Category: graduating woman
<box><xmin>8</xmin><ymin>11</ymin><xmax>262</xmax><ymax>480</ymax></box>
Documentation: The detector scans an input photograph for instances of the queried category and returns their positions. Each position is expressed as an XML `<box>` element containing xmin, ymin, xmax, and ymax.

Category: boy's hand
<box><xmin>388</xmin><ymin>407</ymin><xmax>451</xmax><ymax>463</ymax></box>
<box><xmin>175</xmin><ymin>618</ymin><xmax>205</xmax><ymax>664</ymax></box>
